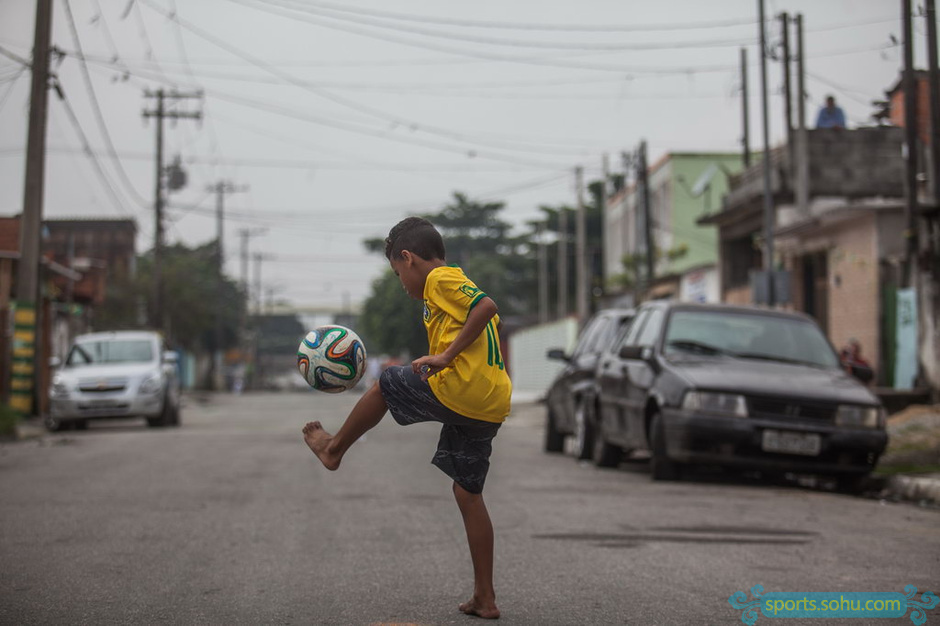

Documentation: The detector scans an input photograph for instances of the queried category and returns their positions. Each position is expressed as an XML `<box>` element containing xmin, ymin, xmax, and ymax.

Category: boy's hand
<box><xmin>412</xmin><ymin>354</ymin><xmax>451</xmax><ymax>381</ymax></box>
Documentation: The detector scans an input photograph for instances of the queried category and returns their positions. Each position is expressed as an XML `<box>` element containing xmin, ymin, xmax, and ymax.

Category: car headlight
<box><xmin>835</xmin><ymin>405</ymin><xmax>884</xmax><ymax>429</ymax></box>
<box><xmin>682</xmin><ymin>391</ymin><xmax>748</xmax><ymax>417</ymax></box>
<box><xmin>139</xmin><ymin>373</ymin><xmax>163</xmax><ymax>395</ymax></box>
<box><xmin>51</xmin><ymin>376</ymin><xmax>70</xmax><ymax>398</ymax></box>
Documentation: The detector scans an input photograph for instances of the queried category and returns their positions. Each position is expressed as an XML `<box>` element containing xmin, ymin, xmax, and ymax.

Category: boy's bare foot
<box><xmin>459</xmin><ymin>597</ymin><xmax>500</xmax><ymax>619</ymax></box>
<box><xmin>302</xmin><ymin>421</ymin><xmax>341</xmax><ymax>471</ymax></box>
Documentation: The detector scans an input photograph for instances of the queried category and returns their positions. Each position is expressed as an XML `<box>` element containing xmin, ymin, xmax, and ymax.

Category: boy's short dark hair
<box><xmin>385</xmin><ymin>217</ymin><xmax>446</xmax><ymax>261</ymax></box>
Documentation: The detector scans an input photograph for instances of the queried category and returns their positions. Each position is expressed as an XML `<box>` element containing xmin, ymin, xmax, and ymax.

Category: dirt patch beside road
<box><xmin>879</xmin><ymin>405</ymin><xmax>940</xmax><ymax>470</ymax></box>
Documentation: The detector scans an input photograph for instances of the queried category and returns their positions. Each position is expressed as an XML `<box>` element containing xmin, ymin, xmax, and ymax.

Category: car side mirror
<box><xmin>546</xmin><ymin>348</ymin><xmax>570</xmax><ymax>362</ymax></box>
<box><xmin>619</xmin><ymin>345</ymin><xmax>645</xmax><ymax>360</ymax></box>
<box><xmin>49</xmin><ymin>356</ymin><xmax>62</xmax><ymax>368</ymax></box>
<box><xmin>163</xmin><ymin>351</ymin><xmax>179</xmax><ymax>364</ymax></box>
<box><xmin>849</xmin><ymin>363</ymin><xmax>874</xmax><ymax>384</ymax></box>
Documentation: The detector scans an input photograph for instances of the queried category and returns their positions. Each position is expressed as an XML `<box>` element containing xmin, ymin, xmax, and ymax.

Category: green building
<box><xmin>604</xmin><ymin>152</ymin><xmax>744</xmax><ymax>304</ymax></box>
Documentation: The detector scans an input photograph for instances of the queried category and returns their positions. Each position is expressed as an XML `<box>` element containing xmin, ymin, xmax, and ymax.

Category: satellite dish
<box><xmin>691</xmin><ymin>164</ymin><xmax>720</xmax><ymax>197</ymax></box>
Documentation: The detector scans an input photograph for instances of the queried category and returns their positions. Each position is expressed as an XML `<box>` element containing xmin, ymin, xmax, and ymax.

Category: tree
<box><xmin>360</xmin><ymin>192</ymin><xmax>538</xmax><ymax>357</ymax></box>
<box><xmin>95</xmin><ymin>242</ymin><xmax>245</xmax><ymax>354</ymax></box>
<box><xmin>358</xmin><ymin>270</ymin><xmax>427</xmax><ymax>358</ymax></box>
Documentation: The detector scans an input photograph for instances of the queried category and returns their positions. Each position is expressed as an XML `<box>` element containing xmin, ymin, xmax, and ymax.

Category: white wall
<box><xmin>679</xmin><ymin>266</ymin><xmax>720</xmax><ymax>303</ymax></box>
<box><xmin>508</xmin><ymin>317</ymin><xmax>579</xmax><ymax>400</ymax></box>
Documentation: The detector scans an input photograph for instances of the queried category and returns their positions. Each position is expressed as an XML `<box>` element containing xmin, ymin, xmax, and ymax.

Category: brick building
<box><xmin>699</xmin><ymin>127</ymin><xmax>909</xmax><ymax>388</ymax></box>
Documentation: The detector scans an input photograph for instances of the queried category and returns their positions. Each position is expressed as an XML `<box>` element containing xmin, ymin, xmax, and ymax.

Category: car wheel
<box><xmin>44</xmin><ymin>415</ymin><xmax>68</xmax><ymax>432</ymax></box>
<box><xmin>835</xmin><ymin>474</ymin><xmax>868</xmax><ymax>495</ymax></box>
<box><xmin>592</xmin><ymin>419</ymin><xmax>622</xmax><ymax>468</ymax></box>
<box><xmin>650</xmin><ymin>411</ymin><xmax>681</xmax><ymax>481</ymax></box>
<box><xmin>544</xmin><ymin>408</ymin><xmax>565</xmax><ymax>453</ymax></box>
<box><xmin>573</xmin><ymin>400</ymin><xmax>595</xmax><ymax>461</ymax></box>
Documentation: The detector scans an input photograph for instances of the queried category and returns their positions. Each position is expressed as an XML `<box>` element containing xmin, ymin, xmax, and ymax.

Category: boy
<box><xmin>303</xmin><ymin>216</ymin><xmax>511</xmax><ymax>620</ymax></box>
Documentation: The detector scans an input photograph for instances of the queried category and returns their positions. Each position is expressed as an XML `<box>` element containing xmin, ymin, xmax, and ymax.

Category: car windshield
<box><xmin>663</xmin><ymin>310</ymin><xmax>840</xmax><ymax>369</ymax></box>
<box><xmin>68</xmin><ymin>339</ymin><xmax>154</xmax><ymax>365</ymax></box>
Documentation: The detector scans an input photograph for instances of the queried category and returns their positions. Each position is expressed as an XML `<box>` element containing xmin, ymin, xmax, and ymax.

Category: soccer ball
<box><xmin>296</xmin><ymin>325</ymin><xmax>367</xmax><ymax>393</ymax></box>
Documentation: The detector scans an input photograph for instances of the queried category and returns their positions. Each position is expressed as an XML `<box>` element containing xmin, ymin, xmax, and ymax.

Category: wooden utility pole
<box><xmin>780</xmin><ymin>13</ymin><xmax>794</xmax><ymax>152</ymax></box>
<box><xmin>638</xmin><ymin>141</ymin><xmax>655</xmax><ymax>288</ymax></box>
<box><xmin>600</xmin><ymin>153</ymin><xmax>609</xmax><ymax>296</ymax></box>
<box><xmin>758</xmin><ymin>0</ymin><xmax>776</xmax><ymax>306</ymax></box>
<box><xmin>537</xmin><ymin>222</ymin><xmax>548</xmax><ymax>324</ymax></box>
<box><xmin>11</xmin><ymin>0</ymin><xmax>53</xmax><ymax>417</ymax></box>
<box><xmin>795</xmin><ymin>13</ymin><xmax>810</xmax><ymax>216</ymax></box>
<box><xmin>206</xmin><ymin>181</ymin><xmax>247</xmax><ymax>391</ymax></box>
<box><xmin>142</xmin><ymin>89</ymin><xmax>201</xmax><ymax>332</ymax></box>
<box><xmin>557</xmin><ymin>207</ymin><xmax>568</xmax><ymax>319</ymax></box>
<box><xmin>901</xmin><ymin>0</ymin><xmax>919</xmax><ymax>289</ymax></box>
<box><xmin>926</xmin><ymin>0</ymin><xmax>940</xmax><ymax>207</ymax></box>
<box><xmin>238</xmin><ymin>227</ymin><xmax>266</xmax><ymax>297</ymax></box>
<box><xmin>575</xmin><ymin>166</ymin><xmax>588</xmax><ymax>326</ymax></box>
<box><xmin>740</xmin><ymin>48</ymin><xmax>751</xmax><ymax>168</ymax></box>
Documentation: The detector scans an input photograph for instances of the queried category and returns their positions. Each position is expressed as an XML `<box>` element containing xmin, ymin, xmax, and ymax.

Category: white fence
<box><xmin>508</xmin><ymin>317</ymin><xmax>579</xmax><ymax>401</ymax></box>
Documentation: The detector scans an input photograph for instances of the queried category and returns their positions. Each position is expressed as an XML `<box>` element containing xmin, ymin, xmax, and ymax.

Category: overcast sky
<box><xmin>0</xmin><ymin>0</ymin><xmax>933</xmax><ymax>310</ymax></box>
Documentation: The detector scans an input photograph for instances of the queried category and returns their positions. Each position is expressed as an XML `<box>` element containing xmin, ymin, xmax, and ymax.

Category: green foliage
<box><xmin>358</xmin><ymin>269</ymin><xmax>427</xmax><ymax>358</ymax></box>
<box><xmin>95</xmin><ymin>242</ymin><xmax>246</xmax><ymax>353</ymax></box>
<box><xmin>0</xmin><ymin>403</ymin><xmax>17</xmax><ymax>438</ymax></box>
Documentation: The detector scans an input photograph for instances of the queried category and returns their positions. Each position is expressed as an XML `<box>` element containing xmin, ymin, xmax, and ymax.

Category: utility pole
<box><xmin>11</xmin><ymin>0</ymin><xmax>53</xmax><ymax>418</ymax></box>
<box><xmin>575</xmin><ymin>166</ymin><xmax>588</xmax><ymax>326</ymax></box>
<box><xmin>901</xmin><ymin>0</ymin><xmax>919</xmax><ymax>289</ymax></box>
<box><xmin>600</xmin><ymin>153</ymin><xmax>610</xmax><ymax>296</ymax></box>
<box><xmin>142</xmin><ymin>89</ymin><xmax>201</xmax><ymax>333</ymax></box>
<box><xmin>557</xmin><ymin>207</ymin><xmax>568</xmax><ymax>319</ymax></box>
<box><xmin>926</xmin><ymin>0</ymin><xmax>940</xmax><ymax>207</ymax></box>
<box><xmin>780</xmin><ymin>13</ymin><xmax>793</xmax><ymax>155</ymax></box>
<box><xmin>795</xmin><ymin>13</ymin><xmax>810</xmax><ymax>216</ymax></box>
<box><xmin>208</xmin><ymin>180</ymin><xmax>249</xmax><ymax>272</ymax></box>
<box><xmin>253</xmin><ymin>252</ymin><xmax>267</xmax><ymax>316</ymax></box>
<box><xmin>758</xmin><ymin>0</ymin><xmax>776</xmax><ymax>306</ymax></box>
<box><xmin>638</xmin><ymin>140</ymin><xmax>655</xmax><ymax>289</ymax></box>
<box><xmin>206</xmin><ymin>180</ymin><xmax>247</xmax><ymax>391</ymax></box>
<box><xmin>741</xmin><ymin>48</ymin><xmax>751</xmax><ymax>168</ymax></box>
<box><xmin>238</xmin><ymin>227</ymin><xmax>266</xmax><ymax>297</ymax></box>
<box><xmin>537</xmin><ymin>222</ymin><xmax>548</xmax><ymax>324</ymax></box>
<box><xmin>778</xmin><ymin>11</ymin><xmax>793</xmax><ymax>146</ymax></box>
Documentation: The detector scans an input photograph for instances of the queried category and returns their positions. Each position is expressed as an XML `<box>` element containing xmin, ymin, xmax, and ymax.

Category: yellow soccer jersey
<box><xmin>423</xmin><ymin>266</ymin><xmax>512</xmax><ymax>423</ymax></box>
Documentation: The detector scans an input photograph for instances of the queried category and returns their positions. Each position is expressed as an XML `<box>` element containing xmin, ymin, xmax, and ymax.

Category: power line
<box><xmin>54</xmin><ymin>82</ymin><xmax>134</xmax><ymax>218</ymax></box>
<box><xmin>0</xmin><ymin>67</ymin><xmax>27</xmax><ymax>113</ymax></box>
<box><xmin>263</xmin><ymin>0</ymin><xmax>759</xmax><ymax>33</ymax></box>
<box><xmin>228</xmin><ymin>0</ymin><xmax>745</xmax><ymax>76</ymax></box>
<box><xmin>137</xmin><ymin>0</ymin><xmax>647</xmax><ymax>159</ymax></box>
<box><xmin>76</xmin><ymin>54</ymin><xmax>581</xmax><ymax>169</ymax></box>
<box><xmin>62</xmin><ymin>0</ymin><xmax>150</xmax><ymax>211</ymax></box>
<box><xmin>256</xmin><ymin>0</ymin><xmax>759</xmax><ymax>52</ymax></box>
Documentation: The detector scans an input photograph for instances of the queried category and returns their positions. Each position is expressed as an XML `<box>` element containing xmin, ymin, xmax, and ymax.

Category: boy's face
<box><xmin>390</xmin><ymin>251</ymin><xmax>425</xmax><ymax>300</ymax></box>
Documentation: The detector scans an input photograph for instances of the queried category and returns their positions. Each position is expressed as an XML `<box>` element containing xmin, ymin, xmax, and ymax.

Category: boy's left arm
<box><xmin>412</xmin><ymin>297</ymin><xmax>498</xmax><ymax>381</ymax></box>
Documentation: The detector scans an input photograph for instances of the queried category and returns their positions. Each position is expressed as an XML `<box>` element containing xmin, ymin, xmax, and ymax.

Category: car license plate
<box><xmin>86</xmin><ymin>399</ymin><xmax>119</xmax><ymax>408</ymax></box>
<box><xmin>761</xmin><ymin>429</ymin><xmax>821</xmax><ymax>456</ymax></box>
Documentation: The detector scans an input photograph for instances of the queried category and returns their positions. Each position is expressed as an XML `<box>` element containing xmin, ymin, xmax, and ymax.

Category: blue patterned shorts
<box><xmin>379</xmin><ymin>365</ymin><xmax>500</xmax><ymax>494</ymax></box>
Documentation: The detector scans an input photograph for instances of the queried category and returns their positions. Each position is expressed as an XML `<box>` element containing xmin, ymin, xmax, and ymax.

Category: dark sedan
<box><xmin>545</xmin><ymin>308</ymin><xmax>634</xmax><ymax>460</ymax></box>
<box><xmin>591</xmin><ymin>302</ymin><xmax>887</xmax><ymax>490</ymax></box>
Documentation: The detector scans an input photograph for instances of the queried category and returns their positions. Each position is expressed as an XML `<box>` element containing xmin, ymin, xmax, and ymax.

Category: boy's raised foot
<box><xmin>302</xmin><ymin>421</ymin><xmax>341</xmax><ymax>471</ymax></box>
<box><xmin>459</xmin><ymin>597</ymin><xmax>500</xmax><ymax>620</ymax></box>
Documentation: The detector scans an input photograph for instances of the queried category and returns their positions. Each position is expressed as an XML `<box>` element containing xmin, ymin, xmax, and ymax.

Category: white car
<box><xmin>47</xmin><ymin>331</ymin><xmax>182</xmax><ymax>431</ymax></box>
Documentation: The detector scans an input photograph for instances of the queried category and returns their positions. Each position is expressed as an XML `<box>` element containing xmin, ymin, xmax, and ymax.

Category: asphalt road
<box><xmin>1</xmin><ymin>391</ymin><xmax>938</xmax><ymax>625</ymax></box>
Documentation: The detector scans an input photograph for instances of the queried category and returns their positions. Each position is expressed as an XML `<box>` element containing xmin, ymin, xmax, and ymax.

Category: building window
<box><xmin>725</xmin><ymin>234</ymin><xmax>762</xmax><ymax>289</ymax></box>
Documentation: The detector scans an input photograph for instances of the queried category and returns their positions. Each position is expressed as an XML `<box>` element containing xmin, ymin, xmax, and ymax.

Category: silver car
<box><xmin>47</xmin><ymin>331</ymin><xmax>182</xmax><ymax>431</ymax></box>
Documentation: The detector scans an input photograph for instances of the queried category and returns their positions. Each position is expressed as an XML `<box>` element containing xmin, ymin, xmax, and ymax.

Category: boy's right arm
<box><xmin>412</xmin><ymin>296</ymin><xmax>498</xmax><ymax>381</ymax></box>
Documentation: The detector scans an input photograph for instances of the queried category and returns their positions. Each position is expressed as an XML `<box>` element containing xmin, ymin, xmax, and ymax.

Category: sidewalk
<box><xmin>874</xmin><ymin>404</ymin><xmax>940</xmax><ymax>507</ymax></box>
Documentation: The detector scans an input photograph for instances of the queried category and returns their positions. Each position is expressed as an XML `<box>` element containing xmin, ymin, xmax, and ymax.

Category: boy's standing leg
<box><xmin>453</xmin><ymin>482</ymin><xmax>500</xmax><ymax>619</ymax></box>
<box><xmin>302</xmin><ymin>381</ymin><xmax>387</xmax><ymax>470</ymax></box>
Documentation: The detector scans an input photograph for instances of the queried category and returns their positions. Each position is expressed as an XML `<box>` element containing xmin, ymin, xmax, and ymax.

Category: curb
<box><xmin>14</xmin><ymin>419</ymin><xmax>47</xmax><ymax>441</ymax></box>
<box><xmin>883</xmin><ymin>475</ymin><xmax>940</xmax><ymax>506</ymax></box>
